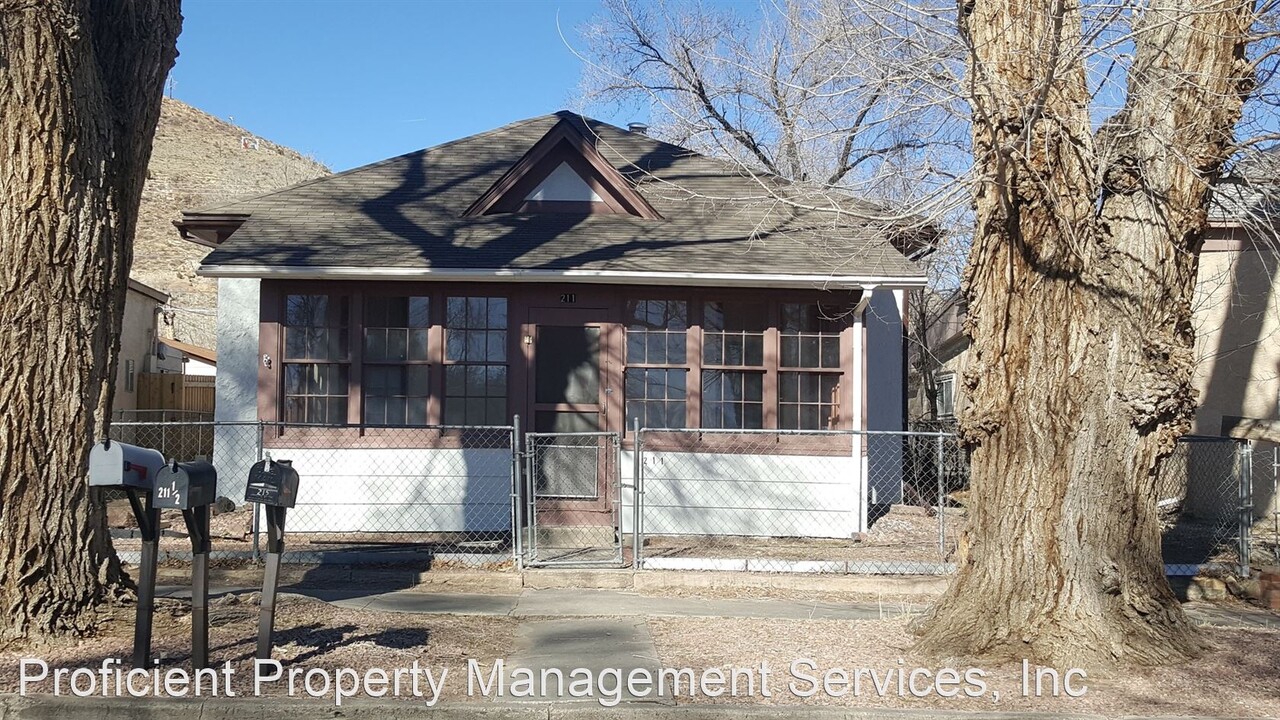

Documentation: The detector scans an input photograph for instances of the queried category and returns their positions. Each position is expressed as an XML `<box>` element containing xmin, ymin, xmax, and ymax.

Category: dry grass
<box><xmin>648</xmin><ymin>615</ymin><xmax>1280</xmax><ymax>716</ymax></box>
<box><xmin>0</xmin><ymin>593</ymin><xmax>515</xmax><ymax>702</ymax></box>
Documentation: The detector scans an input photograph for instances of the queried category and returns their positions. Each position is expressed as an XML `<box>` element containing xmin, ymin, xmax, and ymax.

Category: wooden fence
<box><xmin>137</xmin><ymin>373</ymin><xmax>215</xmax><ymax>414</ymax></box>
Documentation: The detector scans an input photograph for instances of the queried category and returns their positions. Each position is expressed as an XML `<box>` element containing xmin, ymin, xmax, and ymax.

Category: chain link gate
<box><xmin>520</xmin><ymin>430</ymin><xmax>624</xmax><ymax>567</ymax></box>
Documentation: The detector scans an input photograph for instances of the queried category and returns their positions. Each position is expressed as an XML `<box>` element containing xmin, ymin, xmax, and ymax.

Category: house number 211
<box><xmin>559</xmin><ymin>293</ymin><xmax>577</xmax><ymax>304</ymax></box>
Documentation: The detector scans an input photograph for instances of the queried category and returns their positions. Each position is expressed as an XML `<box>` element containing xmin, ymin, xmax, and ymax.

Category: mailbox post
<box><xmin>245</xmin><ymin>457</ymin><xmax>299</xmax><ymax>660</ymax></box>
<box><xmin>153</xmin><ymin>460</ymin><xmax>218</xmax><ymax>669</ymax></box>
<box><xmin>88</xmin><ymin>440</ymin><xmax>165</xmax><ymax>668</ymax></box>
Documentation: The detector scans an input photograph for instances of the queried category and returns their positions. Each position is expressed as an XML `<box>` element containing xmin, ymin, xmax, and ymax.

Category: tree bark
<box><xmin>914</xmin><ymin>0</ymin><xmax>1254</xmax><ymax>667</ymax></box>
<box><xmin>0</xmin><ymin>0</ymin><xmax>180</xmax><ymax>643</ymax></box>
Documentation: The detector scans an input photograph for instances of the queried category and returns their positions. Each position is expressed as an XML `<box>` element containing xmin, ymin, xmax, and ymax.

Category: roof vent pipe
<box><xmin>627</xmin><ymin>122</ymin><xmax>649</xmax><ymax>135</ymax></box>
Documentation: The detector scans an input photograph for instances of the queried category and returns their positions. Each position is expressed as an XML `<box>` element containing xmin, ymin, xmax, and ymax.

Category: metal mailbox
<box><xmin>87</xmin><ymin>439</ymin><xmax>166</xmax><ymax>669</ymax></box>
<box><xmin>88</xmin><ymin>441</ymin><xmax>165</xmax><ymax>490</ymax></box>
<box><xmin>153</xmin><ymin>460</ymin><xmax>218</xmax><ymax>510</ymax></box>
<box><xmin>245</xmin><ymin>459</ymin><xmax>299</xmax><ymax>508</ymax></box>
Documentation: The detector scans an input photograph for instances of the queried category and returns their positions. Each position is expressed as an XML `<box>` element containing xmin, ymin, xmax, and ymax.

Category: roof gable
<box><xmin>525</xmin><ymin>162</ymin><xmax>602</xmax><ymax>202</ymax></box>
<box><xmin>463</xmin><ymin>118</ymin><xmax>662</xmax><ymax>219</ymax></box>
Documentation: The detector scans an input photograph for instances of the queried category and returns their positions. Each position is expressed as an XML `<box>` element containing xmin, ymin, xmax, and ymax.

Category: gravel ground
<box><xmin>648</xmin><ymin>615</ymin><xmax>1280</xmax><ymax>716</ymax></box>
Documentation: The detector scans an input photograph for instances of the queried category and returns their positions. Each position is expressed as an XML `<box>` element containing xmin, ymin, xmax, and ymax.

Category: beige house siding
<box><xmin>114</xmin><ymin>280</ymin><xmax>180</xmax><ymax>414</ymax></box>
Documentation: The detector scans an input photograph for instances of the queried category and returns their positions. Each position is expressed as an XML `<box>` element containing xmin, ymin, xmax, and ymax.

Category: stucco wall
<box><xmin>865</xmin><ymin>288</ymin><xmax>906</xmax><ymax>504</ymax></box>
<box><xmin>213</xmin><ymin>277</ymin><xmax>261</xmax><ymax>500</ymax></box>
<box><xmin>268</xmin><ymin>447</ymin><xmax>512</xmax><ymax>533</ymax></box>
<box><xmin>1191</xmin><ymin>245</ymin><xmax>1280</xmax><ymax>519</ymax></box>
<box><xmin>621</xmin><ymin>450</ymin><xmax>863</xmax><ymax>538</ymax></box>
<box><xmin>114</xmin><ymin>287</ymin><xmax>160</xmax><ymax>413</ymax></box>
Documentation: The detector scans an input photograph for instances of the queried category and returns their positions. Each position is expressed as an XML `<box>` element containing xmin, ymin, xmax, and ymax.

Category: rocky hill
<box><xmin>132</xmin><ymin>97</ymin><xmax>330</xmax><ymax>349</ymax></box>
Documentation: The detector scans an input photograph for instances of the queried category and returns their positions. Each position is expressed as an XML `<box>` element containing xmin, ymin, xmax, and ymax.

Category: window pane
<box><xmin>409</xmin><ymin>329</ymin><xmax>429</xmax><ymax>361</ymax></box>
<box><xmin>486</xmin><ymin>398</ymin><xmax>506</xmax><ymax>423</ymax></box>
<box><xmin>446</xmin><ymin>365</ymin><xmax>465</xmax><ymax>395</ymax></box>
<box><xmin>446</xmin><ymin>330</ymin><xmax>465</xmax><ymax>361</ymax></box>
<box><xmin>446</xmin><ymin>297</ymin><xmax>467</xmax><ymax>326</ymax></box>
<box><xmin>467</xmin><ymin>297</ymin><xmax>486</xmax><ymax>328</ymax></box>
<box><xmin>407</xmin><ymin>365</ymin><xmax>430</xmax><ymax>395</ymax></box>
<box><xmin>704</xmin><ymin>301</ymin><xmax>766</xmax><ymax>332</ymax></box>
<box><xmin>626</xmin><ymin>299</ymin><xmax>686</xmax><ymax>329</ymax></box>
<box><xmin>386</xmin><ymin>328</ymin><xmax>408</xmax><ymax>361</ymax></box>
<box><xmin>626</xmin><ymin>333</ymin><xmax>646</xmax><ymax>364</ymax></box>
<box><xmin>667</xmin><ymin>333</ymin><xmax>686</xmax><ymax>363</ymax></box>
<box><xmin>444</xmin><ymin>402</ymin><xmax>464</xmax><ymax>425</ymax></box>
<box><xmin>821</xmin><ymin>337</ymin><xmax>840</xmax><ymax>368</ymax></box>
<box><xmin>646</xmin><ymin>333</ymin><xmax>666</xmax><ymax>364</ymax></box>
<box><xmin>408</xmin><ymin>297</ymin><xmax>430</xmax><ymax>328</ymax></box>
<box><xmin>407</xmin><ymin>402</ymin><xmax>427</xmax><ymax>426</ymax></box>
<box><xmin>744</xmin><ymin>336</ymin><xmax>764</xmax><ymax>366</ymax></box>
<box><xmin>780</xmin><ymin>336</ymin><xmax>799</xmax><ymax>367</ymax></box>
<box><xmin>487</xmin><ymin>298</ymin><xmax>507</xmax><ymax>329</ymax></box>
<box><xmin>703</xmin><ymin>334</ymin><xmax>723</xmax><ymax>365</ymax></box>
<box><xmin>486</xmin><ymin>330</ymin><xmax>506</xmax><ymax>362</ymax></box>
<box><xmin>487</xmin><ymin>365</ymin><xmax>507</xmax><ymax>397</ymax></box>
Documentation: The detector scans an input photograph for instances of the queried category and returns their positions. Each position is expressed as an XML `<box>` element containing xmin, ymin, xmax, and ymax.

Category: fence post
<box><xmin>632</xmin><ymin>418</ymin><xmax>643</xmax><ymax>570</ymax></box>
<box><xmin>512</xmin><ymin>415</ymin><xmax>523</xmax><ymax>570</ymax></box>
<box><xmin>252</xmin><ymin>421</ymin><xmax>265</xmax><ymax>564</ymax></box>
<box><xmin>1239</xmin><ymin>440</ymin><xmax>1253</xmax><ymax>578</ymax></box>
<box><xmin>936</xmin><ymin>434</ymin><xmax>946</xmax><ymax>561</ymax></box>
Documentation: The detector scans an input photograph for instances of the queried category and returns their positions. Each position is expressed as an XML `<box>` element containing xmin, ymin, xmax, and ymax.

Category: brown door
<box><xmin>525</xmin><ymin>307</ymin><xmax>619</xmax><ymax>523</ymax></box>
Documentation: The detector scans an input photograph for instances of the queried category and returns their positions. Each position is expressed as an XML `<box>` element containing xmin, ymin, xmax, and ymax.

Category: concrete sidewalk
<box><xmin>156</xmin><ymin>583</ymin><xmax>1276</xmax><ymax>630</ymax></box>
<box><xmin>0</xmin><ymin>694</ymin><xmax>1260</xmax><ymax>720</ymax></box>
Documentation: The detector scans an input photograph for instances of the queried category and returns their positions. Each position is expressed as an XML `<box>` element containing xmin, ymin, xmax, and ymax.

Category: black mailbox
<box><xmin>246</xmin><ymin>459</ymin><xmax>299</xmax><ymax>508</ymax></box>
<box><xmin>88</xmin><ymin>441</ymin><xmax>165</xmax><ymax>490</ymax></box>
<box><xmin>153</xmin><ymin>461</ymin><xmax>218</xmax><ymax>510</ymax></box>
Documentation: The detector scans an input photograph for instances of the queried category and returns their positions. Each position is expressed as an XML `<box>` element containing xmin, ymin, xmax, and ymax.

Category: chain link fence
<box><xmin>1158</xmin><ymin>436</ymin><xmax>1253</xmax><ymax>576</ymax></box>
<box><xmin>630</xmin><ymin>428</ymin><xmax>965</xmax><ymax>574</ymax></box>
<box><xmin>521</xmin><ymin>431</ymin><xmax>623</xmax><ymax>567</ymax></box>
<box><xmin>99</xmin><ymin>419</ymin><xmax>1253</xmax><ymax>577</ymax></box>
<box><xmin>104</xmin><ymin>420</ymin><xmax>517</xmax><ymax>568</ymax></box>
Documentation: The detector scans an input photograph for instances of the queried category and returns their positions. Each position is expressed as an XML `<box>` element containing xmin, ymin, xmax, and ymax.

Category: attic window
<box><xmin>463</xmin><ymin>118</ymin><xmax>662</xmax><ymax>219</ymax></box>
<box><xmin>524</xmin><ymin>162</ymin><xmax>602</xmax><ymax>203</ymax></box>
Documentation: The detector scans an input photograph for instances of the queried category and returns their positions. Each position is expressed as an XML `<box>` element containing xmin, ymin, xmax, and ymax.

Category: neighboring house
<box><xmin>160</xmin><ymin>338</ymin><xmax>217</xmax><ymax>377</ymax></box>
<box><xmin>906</xmin><ymin>289</ymin><xmax>968</xmax><ymax>423</ymax></box>
<box><xmin>176</xmin><ymin>112</ymin><xmax>929</xmax><ymax>538</ymax></box>
<box><xmin>909</xmin><ymin>155</ymin><xmax>1280</xmax><ymax>522</ymax></box>
<box><xmin>114</xmin><ymin>279</ymin><xmax>181</xmax><ymax>415</ymax></box>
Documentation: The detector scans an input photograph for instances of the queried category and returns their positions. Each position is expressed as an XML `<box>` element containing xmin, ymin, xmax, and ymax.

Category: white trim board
<box><xmin>197</xmin><ymin>265</ymin><xmax>928</xmax><ymax>289</ymax></box>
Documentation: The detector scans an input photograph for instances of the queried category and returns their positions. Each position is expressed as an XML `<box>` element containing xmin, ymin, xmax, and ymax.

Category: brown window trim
<box><xmin>261</xmin><ymin>282</ymin><xmax>863</xmax><ymax>452</ymax></box>
<box><xmin>621</xmin><ymin>291</ymin><xmax>858</xmax><ymax>452</ymax></box>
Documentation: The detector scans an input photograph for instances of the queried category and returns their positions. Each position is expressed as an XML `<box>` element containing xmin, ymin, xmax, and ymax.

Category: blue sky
<box><xmin>172</xmin><ymin>0</ymin><xmax>640</xmax><ymax>171</ymax></box>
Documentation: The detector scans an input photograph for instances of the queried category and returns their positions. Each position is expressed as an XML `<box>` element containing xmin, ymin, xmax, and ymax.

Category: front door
<box><xmin>523</xmin><ymin>307</ymin><xmax>620</xmax><ymax>545</ymax></box>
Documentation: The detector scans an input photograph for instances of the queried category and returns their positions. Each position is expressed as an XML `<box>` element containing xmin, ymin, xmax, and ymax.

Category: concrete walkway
<box><xmin>155</xmin><ymin>584</ymin><xmax>1277</xmax><ymax>629</ymax></box>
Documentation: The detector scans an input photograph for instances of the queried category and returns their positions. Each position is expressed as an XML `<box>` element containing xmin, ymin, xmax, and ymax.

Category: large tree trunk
<box><xmin>0</xmin><ymin>1</ymin><xmax>180</xmax><ymax>643</ymax></box>
<box><xmin>915</xmin><ymin>0</ymin><xmax>1253</xmax><ymax>667</ymax></box>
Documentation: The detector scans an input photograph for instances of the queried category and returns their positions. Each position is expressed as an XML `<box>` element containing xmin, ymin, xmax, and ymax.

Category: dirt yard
<box><xmin>648</xmin><ymin>615</ymin><xmax>1280</xmax><ymax>716</ymax></box>
<box><xmin>0</xmin><ymin>593</ymin><xmax>515</xmax><ymax>702</ymax></box>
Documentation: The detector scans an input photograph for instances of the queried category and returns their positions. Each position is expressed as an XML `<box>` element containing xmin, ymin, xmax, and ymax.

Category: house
<box><xmin>175</xmin><ymin>112</ymin><xmax>930</xmax><ymax>540</ymax></box>
<box><xmin>159</xmin><ymin>338</ymin><xmax>217</xmax><ymax>377</ymax></box>
<box><xmin>909</xmin><ymin>154</ymin><xmax>1280</xmax><ymax>526</ymax></box>
<box><xmin>113</xmin><ymin>278</ymin><xmax>180</xmax><ymax>417</ymax></box>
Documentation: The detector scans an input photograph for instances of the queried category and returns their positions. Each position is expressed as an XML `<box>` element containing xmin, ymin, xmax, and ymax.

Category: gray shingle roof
<box><xmin>193</xmin><ymin>112</ymin><xmax>927</xmax><ymax>282</ymax></box>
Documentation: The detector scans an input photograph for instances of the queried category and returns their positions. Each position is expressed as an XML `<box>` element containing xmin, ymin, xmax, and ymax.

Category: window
<box><xmin>624</xmin><ymin>299</ymin><xmax>688</xmax><ymax>429</ymax></box>
<box><xmin>778</xmin><ymin>303</ymin><xmax>845</xmax><ymax>429</ymax></box>
<box><xmin>936</xmin><ymin>374</ymin><xmax>956</xmax><ymax>418</ymax></box>
<box><xmin>283</xmin><ymin>294</ymin><xmax>350</xmax><ymax>424</ymax></box>
<box><xmin>363</xmin><ymin>296</ymin><xmax>430</xmax><ymax>425</ymax></box>
<box><xmin>702</xmin><ymin>301</ymin><xmax>767</xmax><ymax>429</ymax></box>
<box><xmin>443</xmin><ymin>297</ymin><xmax>508</xmax><ymax>425</ymax></box>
